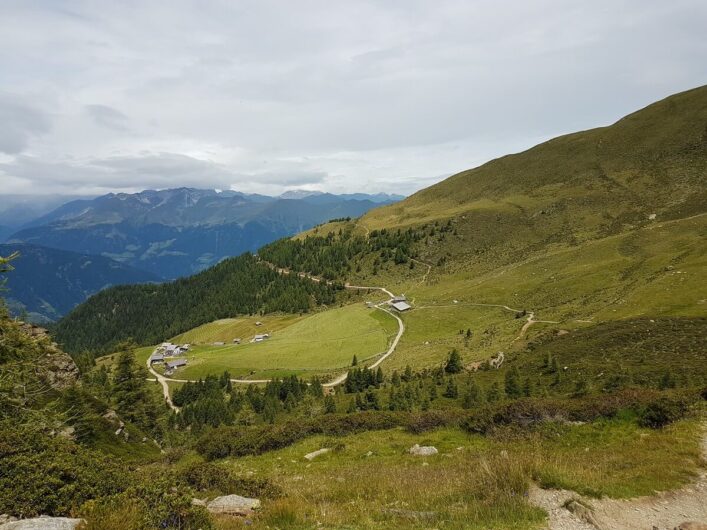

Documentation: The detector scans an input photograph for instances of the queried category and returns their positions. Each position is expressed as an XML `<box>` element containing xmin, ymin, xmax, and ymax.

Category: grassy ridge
<box><xmin>361</xmin><ymin>85</ymin><xmax>706</xmax><ymax>232</ymax></box>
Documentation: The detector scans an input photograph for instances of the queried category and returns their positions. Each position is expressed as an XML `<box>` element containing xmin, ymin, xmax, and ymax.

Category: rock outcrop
<box><xmin>304</xmin><ymin>448</ymin><xmax>331</xmax><ymax>461</ymax></box>
<box><xmin>0</xmin><ymin>516</ymin><xmax>84</xmax><ymax>529</ymax></box>
<box><xmin>19</xmin><ymin>323</ymin><xmax>79</xmax><ymax>390</ymax></box>
<box><xmin>206</xmin><ymin>495</ymin><xmax>261</xmax><ymax>516</ymax></box>
<box><xmin>409</xmin><ymin>444</ymin><xmax>438</xmax><ymax>456</ymax></box>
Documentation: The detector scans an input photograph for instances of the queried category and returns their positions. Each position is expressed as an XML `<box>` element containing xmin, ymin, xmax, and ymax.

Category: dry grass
<box><xmin>209</xmin><ymin>417</ymin><xmax>703</xmax><ymax>529</ymax></box>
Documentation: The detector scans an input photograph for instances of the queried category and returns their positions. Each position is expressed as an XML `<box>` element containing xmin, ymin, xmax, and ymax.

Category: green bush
<box><xmin>638</xmin><ymin>396</ymin><xmax>690</xmax><ymax>429</ymax></box>
<box><xmin>0</xmin><ymin>424</ymin><xmax>127</xmax><ymax>518</ymax></box>
<box><xmin>180</xmin><ymin>461</ymin><xmax>281</xmax><ymax>498</ymax></box>
<box><xmin>197</xmin><ymin>411</ymin><xmax>409</xmax><ymax>459</ymax></box>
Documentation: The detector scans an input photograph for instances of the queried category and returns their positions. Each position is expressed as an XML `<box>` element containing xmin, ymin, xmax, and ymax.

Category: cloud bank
<box><xmin>0</xmin><ymin>0</ymin><xmax>705</xmax><ymax>196</ymax></box>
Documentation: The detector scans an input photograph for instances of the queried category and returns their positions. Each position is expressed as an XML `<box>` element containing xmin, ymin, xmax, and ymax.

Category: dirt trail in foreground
<box><xmin>529</xmin><ymin>426</ymin><xmax>707</xmax><ymax>530</ymax></box>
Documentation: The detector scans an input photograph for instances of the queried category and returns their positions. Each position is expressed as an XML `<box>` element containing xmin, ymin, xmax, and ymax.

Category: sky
<box><xmin>0</xmin><ymin>0</ymin><xmax>705</xmax><ymax>197</ymax></box>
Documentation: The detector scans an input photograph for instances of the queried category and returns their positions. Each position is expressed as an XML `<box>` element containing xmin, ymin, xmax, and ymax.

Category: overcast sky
<box><xmin>0</xmin><ymin>0</ymin><xmax>705</xmax><ymax>197</ymax></box>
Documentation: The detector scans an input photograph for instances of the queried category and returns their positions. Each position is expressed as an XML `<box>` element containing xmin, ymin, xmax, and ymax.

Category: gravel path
<box><xmin>529</xmin><ymin>426</ymin><xmax>707</xmax><ymax>530</ymax></box>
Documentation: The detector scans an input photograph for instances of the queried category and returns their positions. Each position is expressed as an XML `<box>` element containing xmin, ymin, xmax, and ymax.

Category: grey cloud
<box><xmin>0</xmin><ymin>94</ymin><xmax>51</xmax><ymax>154</ymax></box>
<box><xmin>0</xmin><ymin>153</ymin><xmax>330</xmax><ymax>195</ymax></box>
<box><xmin>85</xmin><ymin>104</ymin><xmax>130</xmax><ymax>131</ymax></box>
<box><xmin>0</xmin><ymin>1</ymin><xmax>705</xmax><ymax>196</ymax></box>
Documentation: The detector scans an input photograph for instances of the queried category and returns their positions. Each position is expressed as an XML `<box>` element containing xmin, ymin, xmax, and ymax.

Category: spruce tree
<box><xmin>505</xmin><ymin>367</ymin><xmax>521</xmax><ymax>399</ymax></box>
<box><xmin>352</xmin><ymin>354</ymin><xmax>359</xmax><ymax>366</ymax></box>
<box><xmin>346</xmin><ymin>398</ymin><xmax>357</xmax><ymax>413</ymax></box>
<box><xmin>443</xmin><ymin>378</ymin><xmax>458</xmax><ymax>398</ymax></box>
<box><xmin>112</xmin><ymin>342</ymin><xmax>158</xmax><ymax>433</ymax></box>
<box><xmin>324</xmin><ymin>395</ymin><xmax>337</xmax><ymax>414</ymax></box>
<box><xmin>445</xmin><ymin>348</ymin><xmax>463</xmax><ymax>374</ymax></box>
<box><xmin>391</xmin><ymin>370</ymin><xmax>401</xmax><ymax>386</ymax></box>
<box><xmin>487</xmin><ymin>382</ymin><xmax>502</xmax><ymax>402</ymax></box>
<box><xmin>462</xmin><ymin>379</ymin><xmax>483</xmax><ymax>409</ymax></box>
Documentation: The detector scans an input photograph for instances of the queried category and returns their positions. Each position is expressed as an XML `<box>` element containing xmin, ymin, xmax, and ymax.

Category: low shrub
<box><xmin>638</xmin><ymin>396</ymin><xmax>691</xmax><ymax>429</ymax></box>
<box><xmin>180</xmin><ymin>461</ymin><xmax>281</xmax><ymax>498</ymax></box>
<box><xmin>406</xmin><ymin>409</ymin><xmax>465</xmax><ymax>434</ymax></box>
<box><xmin>80</xmin><ymin>475</ymin><xmax>212</xmax><ymax>530</ymax></box>
<box><xmin>0</xmin><ymin>424</ymin><xmax>128</xmax><ymax>518</ymax></box>
<box><xmin>197</xmin><ymin>411</ymin><xmax>410</xmax><ymax>460</ymax></box>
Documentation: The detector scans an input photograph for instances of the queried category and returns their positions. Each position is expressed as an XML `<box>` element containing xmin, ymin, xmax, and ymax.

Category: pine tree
<box><xmin>445</xmin><ymin>349</ymin><xmax>463</xmax><ymax>374</ymax></box>
<box><xmin>324</xmin><ymin>395</ymin><xmax>337</xmax><ymax>414</ymax></box>
<box><xmin>352</xmin><ymin>354</ymin><xmax>358</xmax><ymax>366</ymax></box>
<box><xmin>462</xmin><ymin>379</ymin><xmax>483</xmax><ymax>409</ymax></box>
<box><xmin>487</xmin><ymin>382</ymin><xmax>502</xmax><ymax>402</ymax></box>
<box><xmin>443</xmin><ymin>378</ymin><xmax>458</xmax><ymax>398</ymax></box>
<box><xmin>505</xmin><ymin>367</ymin><xmax>521</xmax><ymax>399</ymax></box>
<box><xmin>376</xmin><ymin>367</ymin><xmax>384</xmax><ymax>385</ymax></box>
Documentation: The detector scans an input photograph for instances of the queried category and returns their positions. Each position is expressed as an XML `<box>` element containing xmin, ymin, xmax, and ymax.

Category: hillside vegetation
<box><xmin>53</xmin><ymin>253</ymin><xmax>339</xmax><ymax>356</ymax></box>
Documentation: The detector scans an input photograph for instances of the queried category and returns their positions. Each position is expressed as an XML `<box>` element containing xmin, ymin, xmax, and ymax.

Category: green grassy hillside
<box><xmin>164</xmin><ymin>304</ymin><xmax>398</xmax><ymax>380</ymax></box>
<box><xmin>257</xmin><ymin>87</ymin><xmax>706</xmax><ymax>375</ymax></box>
<box><xmin>362</xmin><ymin>85</ymin><xmax>706</xmax><ymax>232</ymax></box>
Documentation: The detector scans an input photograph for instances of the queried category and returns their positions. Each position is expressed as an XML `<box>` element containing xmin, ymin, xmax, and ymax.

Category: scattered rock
<box><xmin>365</xmin><ymin>451</ymin><xmax>373</xmax><ymax>457</ymax></box>
<box><xmin>0</xmin><ymin>517</ymin><xmax>84</xmax><ymax>529</ymax></box>
<box><xmin>409</xmin><ymin>444</ymin><xmax>438</xmax><ymax>456</ymax></box>
<box><xmin>102</xmin><ymin>409</ymin><xmax>120</xmax><ymax>422</ymax></box>
<box><xmin>0</xmin><ymin>516</ymin><xmax>17</xmax><ymax>525</ymax></box>
<box><xmin>191</xmin><ymin>498</ymin><xmax>207</xmax><ymax>507</ymax></box>
<box><xmin>304</xmin><ymin>448</ymin><xmax>331</xmax><ymax>461</ymax></box>
<box><xmin>676</xmin><ymin>523</ymin><xmax>707</xmax><ymax>530</ymax></box>
<box><xmin>206</xmin><ymin>495</ymin><xmax>261</xmax><ymax>516</ymax></box>
<box><xmin>565</xmin><ymin>499</ymin><xmax>600</xmax><ymax>527</ymax></box>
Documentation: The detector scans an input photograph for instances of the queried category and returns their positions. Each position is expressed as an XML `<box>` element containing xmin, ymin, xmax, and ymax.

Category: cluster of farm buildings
<box><xmin>149</xmin><ymin>342</ymin><xmax>190</xmax><ymax>375</ymax></box>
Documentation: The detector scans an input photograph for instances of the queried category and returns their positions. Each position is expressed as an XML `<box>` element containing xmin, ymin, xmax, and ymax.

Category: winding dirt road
<box><xmin>147</xmin><ymin>277</ymin><xmax>404</xmax><ymax>409</ymax></box>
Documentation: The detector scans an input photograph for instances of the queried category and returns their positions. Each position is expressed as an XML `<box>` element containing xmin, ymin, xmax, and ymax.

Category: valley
<box><xmin>2</xmin><ymin>85</ymin><xmax>706</xmax><ymax>530</ymax></box>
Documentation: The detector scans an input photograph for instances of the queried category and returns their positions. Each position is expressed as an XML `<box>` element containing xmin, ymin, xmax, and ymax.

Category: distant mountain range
<box><xmin>6</xmin><ymin>188</ymin><xmax>401</xmax><ymax>279</ymax></box>
<box><xmin>0</xmin><ymin>243</ymin><xmax>159</xmax><ymax>323</ymax></box>
<box><xmin>0</xmin><ymin>188</ymin><xmax>402</xmax><ymax>321</ymax></box>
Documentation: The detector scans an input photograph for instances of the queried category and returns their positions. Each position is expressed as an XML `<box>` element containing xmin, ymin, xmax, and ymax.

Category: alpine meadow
<box><xmin>1</xmin><ymin>3</ymin><xmax>706</xmax><ymax>529</ymax></box>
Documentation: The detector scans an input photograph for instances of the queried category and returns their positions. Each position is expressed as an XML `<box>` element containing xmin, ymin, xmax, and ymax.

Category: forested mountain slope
<box><xmin>53</xmin><ymin>253</ymin><xmax>338</xmax><ymax>356</ymax></box>
<box><xmin>0</xmin><ymin>243</ymin><xmax>159</xmax><ymax>322</ymax></box>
